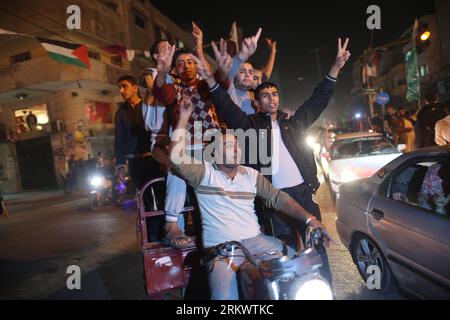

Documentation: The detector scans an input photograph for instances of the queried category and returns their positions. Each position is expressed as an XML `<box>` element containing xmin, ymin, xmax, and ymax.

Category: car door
<box><xmin>366</xmin><ymin>155</ymin><xmax>450</xmax><ymax>298</ymax></box>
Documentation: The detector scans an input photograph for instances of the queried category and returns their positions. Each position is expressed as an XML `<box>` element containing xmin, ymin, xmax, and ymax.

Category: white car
<box><xmin>327</xmin><ymin>132</ymin><xmax>404</xmax><ymax>196</ymax></box>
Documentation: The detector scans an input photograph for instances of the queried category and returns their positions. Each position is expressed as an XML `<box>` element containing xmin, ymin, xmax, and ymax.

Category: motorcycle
<box><xmin>201</xmin><ymin>228</ymin><xmax>339</xmax><ymax>300</ymax></box>
<box><xmin>88</xmin><ymin>171</ymin><xmax>115</xmax><ymax>209</ymax></box>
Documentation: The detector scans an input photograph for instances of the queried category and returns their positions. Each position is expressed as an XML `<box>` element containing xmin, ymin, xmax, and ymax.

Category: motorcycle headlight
<box><xmin>90</xmin><ymin>176</ymin><xmax>104</xmax><ymax>187</ymax></box>
<box><xmin>340</xmin><ymin>170</ymin><xmax>358</xmax><ymax>183</ymax></box>
<box><xmin>290</xmin><ymin>274</ymin><xmax>333</xmax><ymax>300</ymax></box>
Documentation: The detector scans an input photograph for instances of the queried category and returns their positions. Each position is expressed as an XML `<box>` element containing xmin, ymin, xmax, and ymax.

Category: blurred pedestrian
<box><xmin>435</xmin><ymin>115</ymin><xmax>450</xmax><ymax>146</ymax></box>
<box><xmin>370</xmin><ymin>111</ymin><xmax>383</xmax><ymax>133</ymax></box>
<box><xmin>416</xmin><ymin>92</ymin><xmax>449</xmax><ymax>148</ymax></box>
<box><xmin>398</xmin><ymin>107</ymin><xmax>415</xmax><ymax>152</ymax></box>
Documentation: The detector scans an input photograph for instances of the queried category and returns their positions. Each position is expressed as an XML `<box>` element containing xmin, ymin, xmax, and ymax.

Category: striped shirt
<box><xmin>172</xmin><ymin>161</ymin><xmax>291</xmax><ymax>248</ymax></box>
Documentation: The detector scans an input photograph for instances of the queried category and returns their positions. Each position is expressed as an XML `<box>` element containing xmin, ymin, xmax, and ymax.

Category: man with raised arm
<box><xmin>196</xmin><ymin>37</ymin><xmax>351</xmax><ymax>284</ymax></box>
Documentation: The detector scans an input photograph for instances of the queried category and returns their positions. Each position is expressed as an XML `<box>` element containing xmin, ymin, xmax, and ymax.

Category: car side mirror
<box><xmin>397</xmin><ymin>144</ymin><xmax>406</xmax><ymax>152</ymax></box>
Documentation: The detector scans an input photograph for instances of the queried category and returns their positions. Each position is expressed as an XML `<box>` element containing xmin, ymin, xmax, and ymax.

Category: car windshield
<box><xmin>331</xmin><ymin>136</ymin><xmax>398</xmax><ymax>160</ymax></box>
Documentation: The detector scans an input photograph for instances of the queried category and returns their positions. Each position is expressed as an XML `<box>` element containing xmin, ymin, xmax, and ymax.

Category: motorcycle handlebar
<box><xmin>201</xmin><ymin>229</ymin><xmax>340</xmax><ymax>266</ymax></box>
<box><xmin>307</xmin><ymin>228</ymin><xmax>341</xmax><ymax>248</ymax></box>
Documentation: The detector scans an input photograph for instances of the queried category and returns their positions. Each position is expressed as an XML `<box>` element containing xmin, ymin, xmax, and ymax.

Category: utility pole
<box><xmin>308</xmin><ymin>47</ymin><xmax>326</xmax><ymax>82</ymax></box>
<box><xmin>367</xmin><ymin>30</ymin><xmax>376</xmax><ymax>118</ymax></box>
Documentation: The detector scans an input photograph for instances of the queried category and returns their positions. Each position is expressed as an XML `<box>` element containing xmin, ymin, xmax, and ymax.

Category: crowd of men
<box><xmin>369</xmin><ymin>92</ymin><xmax>449</xmax><ymax>151</ymax></box>
<box><xmin>113</xmin><ymin>22</ymin><xmax>352</xmax><ymax>299</ymax></box>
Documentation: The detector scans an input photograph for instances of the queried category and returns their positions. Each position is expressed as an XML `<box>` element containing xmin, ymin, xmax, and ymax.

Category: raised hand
<box><xmin>239</xmin><ymin>27</ymin><xmax>262</xmax><ymax>61</ymax></box>
<box><xmin>265</xmin><ymin>37</ymin><xmax>277</xmax><ymax>52</ymax></box>
<box><xmin>179</xmin><ymin>92</ymin><xmax>194</xmax><ymax>120</ymax></box>
<box><xmin>334</xmin><ymin>37</ymin><xmax>351</xmax><ymax>70</ymax></box>
<box><xmin>156</xmin><ymin>44</ymin><xmax>176</xmax><ymax>74</ymax></box>
<box><xmin>211</xmin><ymin>39</ymin><xmax>233</xmax><ymax>78</ymax></box>
<box><xmin>192</xmin><ymin>21</ymin><xmax>204</xmax><ymax>49</ymax></box>
<box><xmin>191</xmin><ymin>54</ymin><xmax>212</xmax><ymax>80</ymax></box>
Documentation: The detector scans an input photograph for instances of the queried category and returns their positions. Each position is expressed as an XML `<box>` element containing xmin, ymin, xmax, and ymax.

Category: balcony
<box><xmin>0</xmin><ymin>57</ymin><xmax>129</xmax><ymax>104</ymax></box>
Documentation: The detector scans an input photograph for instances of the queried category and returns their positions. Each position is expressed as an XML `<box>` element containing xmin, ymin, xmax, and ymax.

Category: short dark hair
<box><xmin>118</xmin><ymin>75</ymin><xmax>137</xmax><ymax>86</ymax></box>
<box><xmin>149</xmin><ymin>40</ymin><xmax>169</xmax><ymax>63</ymax></box>
<box><xmin>254</xmin><ymin>82</ymin><xmax>278</xmax><ymax>101</ymax></box>
<box><xmin>172</xmin><ymin>48</ymin><xmax>195</xmax><ymax>68</ymax></box>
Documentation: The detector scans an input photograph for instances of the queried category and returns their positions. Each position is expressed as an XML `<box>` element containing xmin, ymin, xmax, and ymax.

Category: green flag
<box><xmin>406</xmin><ymin>19</ymin><xmax>421</xmax><ymax>102</ymax></box>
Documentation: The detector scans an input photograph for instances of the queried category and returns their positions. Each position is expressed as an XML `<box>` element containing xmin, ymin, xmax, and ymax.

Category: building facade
<box><xmin>0</xmin><ymin>0</ymin><xmax>195</xmax><ymax>192</ymax></box>
<box><xmin>351</xmin><ymin>5</ymin><xmax>450</xmax><ymax>116</ymax></box>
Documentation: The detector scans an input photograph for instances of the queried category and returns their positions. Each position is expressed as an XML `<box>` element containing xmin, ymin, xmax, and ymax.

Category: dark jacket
<box><xmin>210</xmin><ymin>76</ymin><xmax>336</xmax><ymax>192</ymax></box>
<box><xmin>114</xmin><ymin>100</ymin><xmax>152</xmax><ymax>166</ymax></box>
<box><xmin>416</xmin><ymin>103</ymin><xmax>449</xmax><ymax>149</ymax></box>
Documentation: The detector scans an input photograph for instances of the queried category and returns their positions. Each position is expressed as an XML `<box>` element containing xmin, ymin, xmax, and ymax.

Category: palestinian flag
<box><xmin>37</xmin><ymin>38</ymin><xmax>91</xmax><ymax>69</ymax></box>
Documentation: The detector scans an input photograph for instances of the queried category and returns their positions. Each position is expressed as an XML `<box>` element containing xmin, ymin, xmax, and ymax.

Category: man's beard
<box><xmin>235</xmin><ymin>79</ymin><xmax>252</xmax><ymax>91</ymax></box>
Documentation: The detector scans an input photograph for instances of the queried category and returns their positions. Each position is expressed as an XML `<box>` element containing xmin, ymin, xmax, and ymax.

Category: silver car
<box><xmin>336</xmin><ymin>146</ymin><xmax>450</xmax><ymax>299</ymax></box>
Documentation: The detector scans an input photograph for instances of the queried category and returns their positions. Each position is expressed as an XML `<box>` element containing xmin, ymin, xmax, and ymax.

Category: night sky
<box><xmin>151</xmin><ymin>0</ymin><xmax>436</xmax><ymax>117</ymax></box>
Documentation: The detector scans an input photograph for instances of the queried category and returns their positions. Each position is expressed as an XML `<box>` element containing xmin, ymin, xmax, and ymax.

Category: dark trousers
<box><xmin>128</xmin><ymin>156</ymin><xmax>163</xmax><ymax>189</ymax></box>
<box><xmin>271</xmin><ymin>183</ymin><xmax>333</xmax><ymax>284</ymax></box>
<box><xmin>129</xmin><ymin>156</ymin><xmax>165</xmax><ymax>242</ymax></box>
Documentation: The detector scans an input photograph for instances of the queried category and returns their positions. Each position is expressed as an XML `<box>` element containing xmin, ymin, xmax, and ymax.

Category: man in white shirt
<box><xmin>435</xmin><ymin>115</ymin><xmax>450</xmax><ymax>146</ymax></box>
<box><xmin>169</xmin><ymin>96</ymin><xmax>329</xmax><ymax>299</ymax></box>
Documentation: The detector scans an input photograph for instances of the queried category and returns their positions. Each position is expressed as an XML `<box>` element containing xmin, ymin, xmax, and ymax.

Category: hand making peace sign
<box><xmin>156</xmin><ymin>44</ymin><xmax>176</xmax><ymax>74</ymax></box>
<box><xmin>211</xmin><ymin>38</ymin><xmax>233</xmax><ymax>78</ymax></box>
<box><xmin>335</xmin><ymin>37</ymin><xmax>351</xmax><ymax>70</ymax></box>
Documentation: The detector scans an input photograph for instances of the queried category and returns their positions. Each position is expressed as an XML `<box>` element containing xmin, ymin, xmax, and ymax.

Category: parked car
<box><xmin>335</xmin><ymin>146</ymin><xmax>450</xmax><ymax>299</ymax></box>
<box><xmin>327</xmin><ymin>132</ymin><xmax>404</xmax><ymax>196</ymax></box>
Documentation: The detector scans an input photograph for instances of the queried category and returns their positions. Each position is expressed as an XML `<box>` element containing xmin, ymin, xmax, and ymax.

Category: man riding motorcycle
<box><xmin>168</xmin><ymin>89</ymin><xmax>330</xmax><ymax>300</ymax></box>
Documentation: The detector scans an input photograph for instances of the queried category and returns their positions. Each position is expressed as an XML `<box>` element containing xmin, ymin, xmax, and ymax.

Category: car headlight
<box><xmin>290</xmin><ymin>274</ymin><xmax>333</xmax><ymax>300</ymax></box>
<box><xmin>340</xmin><ymin>170</ymin><xmax>358</xmax><ymax>183</ymax></box>
<box><xmin>90</xmin><ymin>176</ymin><xmax>104</xmax><ymax>187</ymax></box>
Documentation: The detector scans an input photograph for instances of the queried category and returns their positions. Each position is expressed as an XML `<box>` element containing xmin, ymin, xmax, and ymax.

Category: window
<box><xmin>331</xmin><ymin>136</ymin><xmax>398</xmax><ymax>160</ymax></box>
<box><xmin>11</xmin><ymin>51</ymin><xmax>31</xmax><ymax>65</ymax></box>
<box><xmin>154</xmin><ymin>24</ymin><xmax>168</xmax><ymax>41</ymax></box>
<box><xmin>388</xmin><ymin>156</ymin><xmax>450</xmax><ymax>218</ymax></box>
<box><xmin>134</xmin><ymin>11</ymin><xmax>146</xmax><ymax>29</ymax></box>
<box><xmin>14</xmin><ymin>104</ymin><xmax>50</xmax><ymax>133</ymax></box>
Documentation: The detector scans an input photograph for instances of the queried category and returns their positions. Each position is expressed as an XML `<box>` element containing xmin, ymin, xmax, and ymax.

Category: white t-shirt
<box><xmin>142</xmin><ymin>68</ymin><xmax>173</xmax><ymax>149</ymax></box>
<box><xmin>271</xmin><ymin>119</ymin><xmax>304</xmax><ymax>189</ymax></box>
<box><xmin>435</xmin><ymin>115</ymin><xmax>450</xmax><ymax>146</ymax></box>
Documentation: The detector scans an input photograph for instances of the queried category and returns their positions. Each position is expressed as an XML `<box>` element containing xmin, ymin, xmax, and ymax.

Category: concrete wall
<box><xmin>0</xmin><ymin>142</ymin><xmax>20</xmax><ymax>193</ymax></box>
<box><xmin>0</xmin><ymin>0</ymin><xmax>197</xmax><ymax>192</ymax></box>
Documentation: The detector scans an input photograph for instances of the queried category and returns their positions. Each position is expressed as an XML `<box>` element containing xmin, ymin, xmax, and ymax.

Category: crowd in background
<box><xmin>366</xmin><ymin>92</ymin><xmax>449</xmax><ymax>151</ymax></box>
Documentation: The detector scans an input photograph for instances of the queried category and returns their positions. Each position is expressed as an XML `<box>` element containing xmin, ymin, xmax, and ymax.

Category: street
<box><xmin>0</xmin><ymin>185</ymin><xmax>404</xmax><ymax>300</ymax></box>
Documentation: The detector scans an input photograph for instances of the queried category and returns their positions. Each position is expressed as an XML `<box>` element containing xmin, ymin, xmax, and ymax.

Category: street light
<box><xmin>420</xmin><ymin>31</ymin><xmax>431</xmax><ymax>41</ymax></box>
